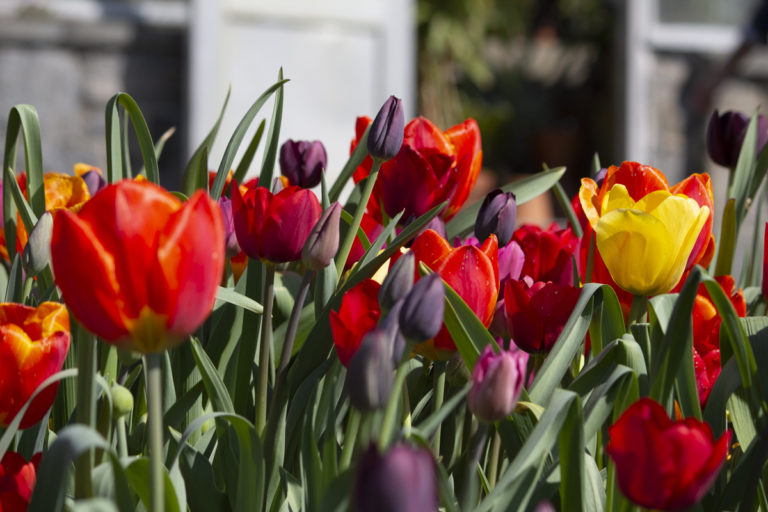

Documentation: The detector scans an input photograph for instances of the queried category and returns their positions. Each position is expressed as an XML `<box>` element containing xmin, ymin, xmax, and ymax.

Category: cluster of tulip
<box><xmin>1</xmin><ymin>77</ymin><xmax>768</xmax><ymax>512</ymax></box>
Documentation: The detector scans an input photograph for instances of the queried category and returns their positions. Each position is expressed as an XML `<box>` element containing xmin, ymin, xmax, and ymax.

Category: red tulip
<box><xmin>0</xmin><ymin>303</ymin><xmax>70</xmax><ymax>428</ymax></box>
<box><xmin>410</xmin><ymin>229</ymin><xmax>498</xmax><ymax>354</ymax></box>
<box><xmin>607</xmin><ymin>398</ymin><xmax>730</xmax><ymax>510</ymax></box>
<box><xmin>330</xmin><ymin>279</ymin><xmax>382</xmax><ymax>366</ymax></box>
<box><xmin>503</xmin><ymin>279</ymin><xmax>580</xmax><ymax>353</ymax></box>
<box><xmin>50</xmin><ymin>180</ymin><xmax>225</xmax><ymax>353</ymax></box>
<box><xmin>231</xmin><ymin>180</ymin><xmax>322</xmax><ymax>263</ymax></box>
<box><xmin>0</xmin><ymin>451</ymin><xmax>41</xmax><ymax>511</ymax></box>
<box><xmin>512</xmin><ymin>223</ymin><xmax>578</xmax><ymax>285</ymax></box>
<box><xmin>692</xmin><ymin>275</ymin><xmax>745</xmax><ymax>405</ymax></box>
<box><xmin>350</xmin><ymin>116</ymin><xmax>482</xmax><ymax>224</ymax></box>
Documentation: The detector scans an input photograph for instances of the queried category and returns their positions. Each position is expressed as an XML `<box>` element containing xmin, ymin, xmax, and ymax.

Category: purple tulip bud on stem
<box><xmin>354</xmin><ymin>443</ymin><xmax>439</xmax><ymax>512</ymax></box>
<box><xmin>379</xmin><ymin>251</ymin><xmax>415</xmax><ymax>312</ymax></box>
<box><xmin>345</xmin><ymin>328</ymin><xmax>395</xmax><ymax>412</ymax></box>
<box><xmin>279</xmin><ymin>139</ymin><xmax>328</xmax><ymax>188</ymax></box>
<box><xmin>399</xmin><ymin>273</ymin><xmax>445</xmax><ymax>342</ymax></box>
<box><xmin>368</xmin><ymin>95</ymin><xmax>404</xmax><ymax>161</ymax></box>
<box><xmin>475</xmin><ymin>189</ymin><xmax>516</xmax><ymax>247</ymax></box>
<box><xmin>467</xmin><ymin>345</ymin><xmax>526</xmax><ymax>423</ymax></box>
<box><xmin>707</xmin><ymin>110</ymin><xmax>768</xmax><ymax>168</ymax></box>
<box><xmin>217</xmin><ymin>197</ymin><xmax>242</xmax><ymax>258</ymax></box>
<box><xmin>302</xmin><ymin>202</ymin><xmax>342</xmax><ymax>271</ymax></box>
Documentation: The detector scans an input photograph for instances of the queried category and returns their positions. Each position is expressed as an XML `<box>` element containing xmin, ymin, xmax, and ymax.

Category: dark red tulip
<box><xmin>707</xmin><ymin>110</ymin><xmax>768</xmax><ymax>168</ymax></box>
<box><xmin>512</xmin><ymin>223</ymin><xmax>578</xmax><ymax>286</ymax></box>
<box><xmin>0</xmin><ymin>451</ymin><xmax>41</xmax><ymax>511</ymax></box>
<box><xmin>607</xmin><ymin>398</ymin><xmax>730</xmax><ymax>510</ymax></box>
<box><xmin>231</xmin><ymin>180</ymin><xmax>322</xmax><ymax>263</ymax></box>
<box><xmin>503</xmin><ymin>279</ymin><xmax>580</xmax><ymax>353</ymax></box>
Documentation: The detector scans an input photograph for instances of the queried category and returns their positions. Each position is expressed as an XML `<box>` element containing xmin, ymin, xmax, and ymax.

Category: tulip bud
<box><xmin>302</xmin><ymin>202</ymin><xmax>342</xmax><ymax>271</ymax></box>
<box><xmin>345</xmin><ymin>328</ymin><xmax>395</xmax><ymax>411</ymax></box>
<box><xmin>475</xmin><ymin>189</ymin><xmax>516</xmax><ymax>247</ymax></box>
<box><xmin>279</xmin><ymin>139</ymin><xmax>327</xmax><ymax>188</ymax></box>
<box><xmin>81</xmin><ymin>170</ymin><xmax>106</xmax><ymax>196</ymax></box>
<box><xmin>354</xmin><ymin>443</ymin><xmax>438</xmax><ymax>512</ymax></box>
<box><xmin>467</xmin><ymin>345</ymin><xmax>526</xmax><ymax>422</ymax></box>
<box><xmin>22</xmin><ymin>212</ymin><xmax>53</xmax><ymax>276</ymax></box>
<box><xmin>218</xmin><ymin>197</ymin><xmax>242</xmax><ymax>258</ymax></box>
<box><xmin>421</xmin><ymin>216</ymin><xmax>447</xmax><ymax>240</ymax></box>
<box><xmin>367</xmin><ymin>95</ymin><xmax>404</xmax><ymax>161</ymax></box>
<box><xmin>379</xmin><ymin>252</ymin><xmax>415</xmax><ymax>312</ymax></box>
<box><xmin>110</xmin><ymin>382</ymin><xmax>134</xmax><ymax>418</ymax></box>
<box><xmin>707</xmin><ymin>110</ymin><xmax>768</xmax><ymax>168</ymax></box>
<box><xmin>379</xmin><ymin>299</ymin><xmax>407</xmax><ymax>364</ymax></box>
<box><xmin>399</xmin><ymin>273</ymin><xmax>445</xmax><ymax>342</ymax></box>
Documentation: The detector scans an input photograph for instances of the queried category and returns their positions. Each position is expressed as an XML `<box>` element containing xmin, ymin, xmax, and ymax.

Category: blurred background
<box><xmin>1</xmin><ymin>0</ymin><xmax>767</xmax><ymax>226</ymax></box>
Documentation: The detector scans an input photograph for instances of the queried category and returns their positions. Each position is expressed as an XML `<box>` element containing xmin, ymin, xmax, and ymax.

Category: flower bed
<box><xmin>1</xmin><ymin>76</ymin><xmax>767</xmax><ymax>512</ymax></box>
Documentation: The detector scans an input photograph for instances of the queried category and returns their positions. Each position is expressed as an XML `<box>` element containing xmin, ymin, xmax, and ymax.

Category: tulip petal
<box><xmin>602</xmin><ymin>161</ymin><xmax>669</xmax><ymax>201</ymax></box>
<box><xmin>444</xmin><ymin>119</ymin><xmax>482</xmax><ymax>218</ymax></box>
<box><xmin>50</xmin><ymin>210</ymin><xmax>130</xmax><ymax>341</ymax></box>
<box><xmin>151</xmin><ymin>191</ymin><xmax>225</xmax><ymax>341</ymax></box>
<box><xmin>410</xmin><ymin>229</ymin><xmax>453</xmax><ymax>272</ymax></box>
<box><xmin>261</xmin><ymin>187</ymin><xmax>322</xmax><ymax>262</ymax></box>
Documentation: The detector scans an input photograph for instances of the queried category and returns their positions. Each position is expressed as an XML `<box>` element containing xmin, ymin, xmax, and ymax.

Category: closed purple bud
<box><xmin>345</xmin><ymin>328</ymin><xmax>395</xmax><ymax>412</ymax></box>
<box><xmin>379</xmin><ymin>251</ymin><xmax>414</xmax><ymax>312</ymax></box>
<box><xmin>475</xmin><ymin>189</ymin><xmax>516</xmax><ymax>247</ymax></box>
<box><xmin>399</xmin><ymin>273</ymin><xmax>445</xmax><ymax>342</ymax></box>
<box><xmin>302</xmin><ymin>202</ymin><xmax>342</xmax><ymax>271</ymax></box>
<box><xmin>467</xmin><ymin>345</ymin><xmax>526</xmax><ymax>423</ymax></box>
<box><xmin>594</xmin><ymin>167</ymin><xmax>607</xmax><ymax>186</ymax></box>
<box><xmin>380</xmin><ymin>299</ymin><xmax>407</xmax><ymax>364</ymax></box>
<box><xmin>279</xmin><ymin>139</ymin><xmax>327</xmax><ymax>188</ymax></box>
<box><xmin>368</xmin><ymin>95</ymin><xmax>404</xmax><ymax>161</ymax></box>
<box><xmin>218</xmin><ymin>197</ymin><xmax>242</xmax><ymax>258</ymax></box>
<box><xmin>422</xmin><ymin>217</ymin><xmax>447</xmax><ymax>239</ymax></box>
<box><xmin>81</xmin><ymin>170</ymin><xmax>106</xmax><ymax>196</ymax></box>
<box><xmin>354</xmin><ymin>443</ymin><xmax>438</xmax><ymax>512</ymax></box>
<box><xmin>706</xmin><ymin>110</ymin><xmax>768</xmax><ymax>168</ymax></box>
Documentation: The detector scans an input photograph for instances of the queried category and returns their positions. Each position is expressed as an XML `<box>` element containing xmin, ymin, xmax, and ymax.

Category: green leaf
<box><xmin>3</xmin><ymin>105</ymin><xmax>44</xmax><ymax>217</ymax></box>
<box><xmin>216</xmin><ymin>285</ymin><xmax>264</xmax><ymax>315</ymax></box>
<box><xmin>732</xmin><ymin>111</ymin><xmax>759</xmax><ymax>226</ymax></box>
<box><xmin>182</xmin><ymin>86</ymin><xmax>231</xmax><ymax>196</ymax></box>
<box><xmin>4</xmin><ymin>253</ymin><xmax>23</xmax><ymax>303</ymax></box>
<box><xmin>257</xmin><ymin>68</ymin><xmax>285</xmax><ymax>190</ymax></box>
<box><xmin>28</xmin><ymin>425</ymin><xmax>133</xmax><ymax>512</ymax></box>
<box><xmin>357</xmin><ymin>210</ymin><xmax>403</xmax><ymax>270</ymax></box>
<box><xmin>329</xmin><ymin>124</ymin><xmax>371</xmax><ymax>202</ymax></box>
<box><xmin>124</xmin><ymin>458</ymin><xmax>183</xmax><ymax>512</ymax></box>
<box><xmin>210</xmin><ymin>78</ymin><xmax>289</xmax><ymax>199</ymax></box>
<box><xmin>189</xmin><ymin>337</ymin><xmax>236</xmax><ymax>413</ymax></box>
<box><xmin>105</xmin><ymin>93</ymin><xmax>160</xmax><ymax>184</ymax></box>
<box><xmin>714</xmin><ymin>198</ymin><xmax>737</xmax><ymax>276</ymax></box>
<box><xmin>446</xmin><ymin>166</ymin><xmax>566</xmax><ymax>239</ymax></box>
<box><xmin>339</xmin><ymin>208</ymin><xmax>371</xmax><ymax>251</ymax></box>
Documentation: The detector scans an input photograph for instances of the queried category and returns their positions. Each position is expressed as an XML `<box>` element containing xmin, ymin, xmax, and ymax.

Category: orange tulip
<box><xmin>410</xmin><ymin>229</ymin><xmax>499</xmax><ymax>355</ymax></box>
<box><xmin>0</xmin><ymin>171</ymin><xmax>90</xmax><ymax>262</ymax></box>
<box><xmin>50</xmin><ymin>180</ymin><xmax>225</xmax><ymax>353</ymax></box>
<box><xmin>0</xmin><ymin>302</ymin><xmax>70</xmax><ymax>428</ymax></box>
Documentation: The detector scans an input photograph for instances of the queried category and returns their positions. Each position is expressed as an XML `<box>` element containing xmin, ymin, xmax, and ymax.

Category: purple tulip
<box><xmin>707</xmin><ymin>110</ymin><xmax>768</xmax><ymax>168</ymax></box>
<box><xmin>399</xmin><ymin>273</ymin><xmax>445</xmax><ymax>342</ymax></box>
<box><xmin>279</xmin><ymin>140</ymin><xmax>327</xmax><ymax>188</ymax></box>
<box><xmin>475</xmin><ymin>189</ymin><xmax>516</xmax><ymax>247</ymax></box>
<box><xmin>302</xmin><ymin>202</ymin><xmax>341</xmax><ymax>271</ymax></box>
<box><xmin>217</xmin><ymin>197</ymin><xmax>241</xmax><ymax>258</ymax></box>
<box><xmin>368</xmin><ymin>95</ymin><xmax>404</xmax><ymax>161</ymax></box>
<box><xmin>468</xmin><ymin>345</ymin><xmax>526</xmax><ymax>422</ymax></box>
<box><xmin>354</xmin><ymin>443</ymin><xmax>438</xmax><ymax>512</ymax></box>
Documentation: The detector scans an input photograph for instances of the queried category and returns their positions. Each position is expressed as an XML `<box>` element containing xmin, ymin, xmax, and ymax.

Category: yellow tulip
<box><xmin>585</xmin><ymin>184</ymin><xmax>709</xmax><ymax>296</ymax></box>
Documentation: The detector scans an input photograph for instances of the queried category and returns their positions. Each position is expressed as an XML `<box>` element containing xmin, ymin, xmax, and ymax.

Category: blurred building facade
<box><xmin>0</xmin><ymin>0</ymin><xmax>415</xmax><ymax>189</ymax></box>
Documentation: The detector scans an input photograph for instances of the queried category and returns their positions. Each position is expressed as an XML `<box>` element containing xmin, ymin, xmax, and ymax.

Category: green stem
<box><xmin>116</xmin><ymin>416</ymin><xmax>128</xmax><ymax>459</ymax></box>
<box><xmin>335</xmin><ymin>160</ymin><xmax>382</xmax><ymax>275</ymax></box>
<box><xmin>459</xmin><ymin>423</ymin><xmax>489</xmax><ymax>510</ymax></box>
<box><xmin>432</xmin><ymin>362</ymin><xmax>446</xmax><ymax>455</ymax></box>
<box><xmin>340</xmin><ymin>409</ymin><xmax>361</xmax><ymax>470</ymax></box>
<box><xmin>146</xmin><ymin>352</ymin><xmax>165</xmax><ymax>512</ymax></box>
<box><xmin>277</xmin><ymin>270</ymin><xmax>313</xmax><ymax>375</ymax></box>
<box><xmin>627</xmin><ymin>294</ymin><xmax>648</xmax><ymax>328</ymax></box>
<box><xmin>75</xmin><ymin>328</ymin><xmax>96</xmax><ymax>499</ymax></box>
<box><xmin>553</xmin><ymin>181</ymin><xmax>583</xmax><ymax>238</ymax></box>
<box><xmin>487</xmin><ymin>430</ymin><xmax>501</xmax><ymax>489</ymax></box>
<box><xmin>378</xmin><ymin>363</ymin><xmax>409</xmax><ymax>451</ymax></box>
<box><xmin>256</xmin><ymin>264</ymin><xmax>276</xmax><ymax>433</ymax></box>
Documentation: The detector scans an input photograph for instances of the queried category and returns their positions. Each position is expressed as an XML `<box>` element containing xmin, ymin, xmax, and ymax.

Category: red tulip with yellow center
<box><xmin>50</xmin><ymin>180</ymin><xmax>225</xmax><ymax>353</ymax></box>
<box><xmin>0</xmin><ymin>302</ymin><xmax>70</xmax><ymax>428</ymax></box>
